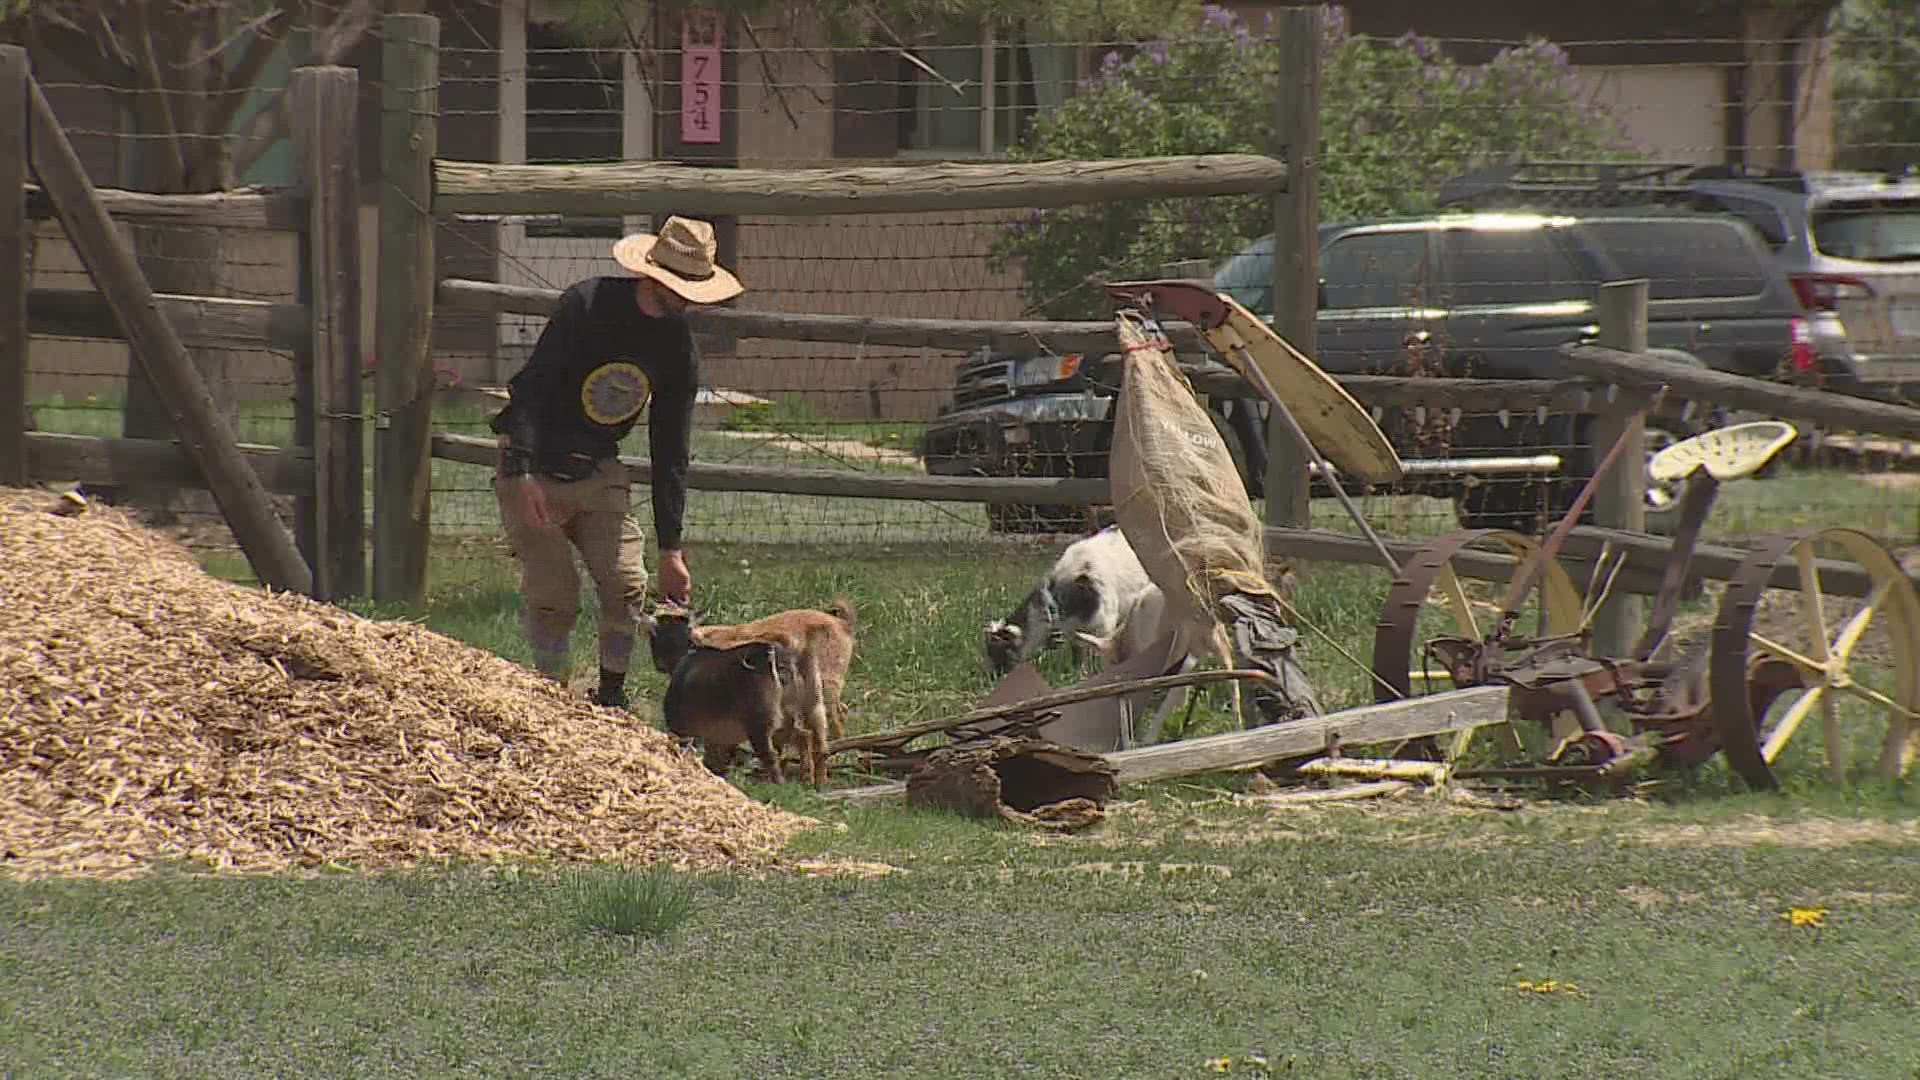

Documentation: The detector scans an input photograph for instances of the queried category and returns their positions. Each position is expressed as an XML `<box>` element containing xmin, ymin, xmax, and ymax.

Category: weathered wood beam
<box><xmin>1563</xmin><ymin>342</ymin><xmax>1920</xmax><ymax>441</ymax></box>
<box><xmin>26</xmin><ymin>431</ymin><xmax>314</xmax><ymax>495</ymax></box>
<box><xmin>373</xmin><ymin>13</ymin><xmax>438</xmax><ymax>606</ymax></box>
<box><xmin>0</xmin><ymin>47</ymin><xmax>27</xmax><ymax>488</ymax></box>
<box><xmin>439</xmin><ymin>277</ymin><xmax>1200</xmax><ymax>355</ymax></box>
<box><xmin>1262</xmin><ymin>524</ymin><xmax>1912</xmax><ymax>599</ymax></box>
<box><xmin>27</xmin><ymin>74</ymin><xmax>313</xmax><ymax>595</ymax></box>
<box><xmin>29</xmin><ymin>288</ymin><xmax>308</xmax><ymax>353</ymax></box>
<box><xmin>291</xmin><ymin>65</ymin><xmax>366</xmax><ymax>602</ymax></box>
<box><xmin>821</xmin><ymin>685</ymin><xmax>1514</xmax><ymax>801</ymax></box>
<box><xmin>24</xmin><ymin>182</ymin><xmax>307</xmax><ymax>231</ymax></box>
<box><xmin>431</xmin><ymin>432</ymin><xmax>1110</xmax><ymax>504</ymax></box>
<box><xmin>437</xmin><ymin>278</ymin><xmax>1593</xmax><ymax>410</ymax></box>
<box><xmin>1110</xmin><ymin>686</ymin><xmax>1511</xmax><ymax>785</ymax></box>
<box><xmin>433</xmin><ymin>153</ymin><xmax>1289</xmax><ymax>217</ymax></box>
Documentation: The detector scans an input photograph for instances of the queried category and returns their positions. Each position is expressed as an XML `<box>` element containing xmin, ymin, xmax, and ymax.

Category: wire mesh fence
<box><xmin>14</xmin><ymin>2</ymin><xmax>1920</xmax><ymax>579</ymax></box>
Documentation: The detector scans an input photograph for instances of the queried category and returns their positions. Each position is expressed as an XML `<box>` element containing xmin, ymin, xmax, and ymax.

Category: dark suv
<box><xmin>921</xmin><ymin>207</ymin><xmax>1809</xmax><ymax>533</ymax></box>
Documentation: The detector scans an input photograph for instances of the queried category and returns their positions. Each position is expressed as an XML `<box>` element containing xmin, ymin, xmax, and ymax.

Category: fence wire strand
<box><xmin>15</xmin><ymin>9</ymin><xmax>1920</xmax><ymax>570</ymax></box>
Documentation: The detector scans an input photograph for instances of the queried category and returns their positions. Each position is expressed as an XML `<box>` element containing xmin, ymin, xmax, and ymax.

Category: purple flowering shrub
<box><xmin>989</xmin><ymin>4</ymin><xmax>1636</xmax><ymax>319</ymax></box>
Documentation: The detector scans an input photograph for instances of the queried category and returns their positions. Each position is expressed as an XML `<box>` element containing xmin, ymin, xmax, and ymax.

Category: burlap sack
<box><xmin>1108</xmin><ymin>314</ymin><xmax>1282</xmax><ymax>663</ymax></box>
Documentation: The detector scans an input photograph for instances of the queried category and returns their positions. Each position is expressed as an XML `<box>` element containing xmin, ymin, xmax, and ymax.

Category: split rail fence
<box><xmin>1</xmin><ymin>46</ymin><xmax>362</xmax><ymax>601</ymax></box>
<box><xmin>9</xmin><ymin>15</ymin><xmax>1920</xmax><ymax>622</ymax></box>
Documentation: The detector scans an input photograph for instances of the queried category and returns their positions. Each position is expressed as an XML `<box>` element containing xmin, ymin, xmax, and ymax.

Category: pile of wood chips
<box><xmin>0</xmin><ymin>488</ymin><xmax>815</xmax><ymax>881</ymax></box>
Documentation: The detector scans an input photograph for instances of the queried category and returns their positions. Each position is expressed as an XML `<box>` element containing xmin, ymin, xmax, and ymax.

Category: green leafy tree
<box><xmin>1828</xmin><ymin>0</ymin><xmax>1920</xmax><ymax>172</ymax></box>
<box><xmin>989</xmin><ymin>4</ymin><xmax>1639</xmax><ymax>319</ymax></box>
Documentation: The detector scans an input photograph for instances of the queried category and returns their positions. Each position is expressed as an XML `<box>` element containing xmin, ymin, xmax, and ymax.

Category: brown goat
<box><xmin>659</xmin><ymin>638</ymin><xmax>804</xmax><ymax>783</ymax></box>
<box><xmin>649</xmin><ymin>597</ymin><xmax>857</xmax><ymax>787</ymax></box>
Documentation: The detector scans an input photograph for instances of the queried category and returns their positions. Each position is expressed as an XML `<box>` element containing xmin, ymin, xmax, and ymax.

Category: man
<box><xmin>490</xmin><ymin>215</ymin><xmax>743</xmax><ymax>708</ymax></box>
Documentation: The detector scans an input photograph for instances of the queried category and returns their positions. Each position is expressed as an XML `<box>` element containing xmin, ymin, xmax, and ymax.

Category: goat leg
<box><xmin>748</xmin><ymin>727</ymin><xmax>784</xmax><ymax>784</ymax></box>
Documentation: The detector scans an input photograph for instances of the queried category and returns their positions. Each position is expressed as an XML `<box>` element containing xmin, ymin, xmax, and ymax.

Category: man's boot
<box><xmin>593</xmin><ymin>667</ymin><xmax>629</xmax><ymax>709</ymax></box>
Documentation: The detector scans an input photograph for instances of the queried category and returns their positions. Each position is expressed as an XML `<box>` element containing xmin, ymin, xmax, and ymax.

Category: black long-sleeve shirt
<box><xmin>489</xmin><ymin>276</ymin><xmax>699</xmax><ymax>549</ymax></box>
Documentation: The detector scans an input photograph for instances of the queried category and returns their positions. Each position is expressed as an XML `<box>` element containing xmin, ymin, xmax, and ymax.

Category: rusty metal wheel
<box><xmin>1710</xmin><ymin>527</ymin><xmax>1920</xmax><ymax>789</ymax></box>
<box><xmin>1370</xmin><ymin>528</ymin><xmax>1585</xmax><ymax>703</ymax></box>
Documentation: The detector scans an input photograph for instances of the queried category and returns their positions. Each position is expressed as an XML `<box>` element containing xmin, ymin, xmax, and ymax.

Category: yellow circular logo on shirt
<box><xmin>581</xmin><ymin>362</ymin><xmax>652</xmax><ymax>425</ymax></box>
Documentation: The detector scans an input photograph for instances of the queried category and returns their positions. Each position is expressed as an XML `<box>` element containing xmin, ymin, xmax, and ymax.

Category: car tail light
<box><xmin>1789</xmin><ymin>273</ymin><xmax>1875</xmax><ymax>312</ymax></box>
<box><xmin>1790</xmin><ymin>316</ymin><xmax>1818</xmax><ymax>374</ymax></box>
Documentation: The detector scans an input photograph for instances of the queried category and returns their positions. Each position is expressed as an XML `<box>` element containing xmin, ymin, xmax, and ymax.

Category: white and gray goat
<box><xmin>983</xmin><ymin>526</ymin><xmax>1168</xmax><ymax>677</ymax></box>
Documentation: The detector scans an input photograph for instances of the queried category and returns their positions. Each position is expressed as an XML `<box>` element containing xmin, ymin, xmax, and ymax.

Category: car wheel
<box><xmin>1215</xmin><ymin>398</ymin><xmax>1268</xmax><ymax>500</ymax></box>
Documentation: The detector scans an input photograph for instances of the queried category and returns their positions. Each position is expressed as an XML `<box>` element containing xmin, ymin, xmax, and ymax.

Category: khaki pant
<box><xmin>494</xmin><ymin>459</ymin><xmax>649</xmax><ymax>680</ymax></box>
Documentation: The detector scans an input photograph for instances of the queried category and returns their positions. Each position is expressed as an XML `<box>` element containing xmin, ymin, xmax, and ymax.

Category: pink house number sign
<box><xmin>680</xmin><ymin>11</ymin><xmax>723</xmax><ymax>145</ymax></box>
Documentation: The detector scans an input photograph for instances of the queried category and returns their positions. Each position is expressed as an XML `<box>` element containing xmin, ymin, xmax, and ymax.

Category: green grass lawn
<box><xmin>10</xmin><ymin>535</ymin><xmax>1920</xmax><ymax>1076</ymax></box>
<box><xmin>3</xmin><ymin>783</ymin><xmax>1918</xmax><ymax>1077</ymax></box>
<box><xmin>13</xmin><ymin>399</ymin><xmax>1920</xmax><ymax>1076</ymax></box>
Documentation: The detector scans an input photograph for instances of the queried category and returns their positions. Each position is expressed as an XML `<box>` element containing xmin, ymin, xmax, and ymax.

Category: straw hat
<box><xmin>611</xmin><ymin>216</ymin><xmax>743</xmax><ymax>304</ymax></box>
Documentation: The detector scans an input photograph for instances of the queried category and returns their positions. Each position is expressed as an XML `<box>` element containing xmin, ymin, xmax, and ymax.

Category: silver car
<box><xmin>1687</xmin><ymin>168</ymin><xmax>1920</xmax><ymax>400</ymax></box>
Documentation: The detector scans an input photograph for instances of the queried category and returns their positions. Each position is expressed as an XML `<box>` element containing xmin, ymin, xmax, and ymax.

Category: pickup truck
<box><xmin>920</xmin><ymin>207</ymin><xmax>1812</xmax><ymax>534</ymax></box>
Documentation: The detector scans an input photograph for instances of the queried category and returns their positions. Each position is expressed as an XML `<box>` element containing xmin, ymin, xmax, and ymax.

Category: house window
<box><xmin>831</xmin><ymin>24</ymin><xmax>1078</xmax><ymax>159</ymax></box>
<box><xmin>895</xmin><ymin>30</ymin><xmax>1080</xmax><ymax>157</ymax></box>
<box><xmin>525</xmin><ymin>17</ymin><xmax>624</xmax><ymax>237</ymax></box>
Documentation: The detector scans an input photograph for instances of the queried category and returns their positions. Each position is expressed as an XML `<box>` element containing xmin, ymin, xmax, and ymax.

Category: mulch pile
<box><xmin>0</xmin><ymin>487</ymin><xmax>815</xmax><ymax>881</ymax></box>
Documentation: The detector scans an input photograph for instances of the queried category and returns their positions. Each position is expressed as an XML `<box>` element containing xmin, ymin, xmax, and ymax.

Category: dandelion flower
<box><xmin>1786</xmin><ymin>906</ymin><xmax>1829</xmax><ymax>928</ymax></box>
<box><xmin>1511</xmin><ymin>978</ymin><xmax>1584</xmax><ymax>997</ymax></box>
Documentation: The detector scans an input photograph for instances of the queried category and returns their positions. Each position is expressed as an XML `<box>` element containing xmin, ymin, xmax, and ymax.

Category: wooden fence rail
<box><xmin>433</xmin><ymin>153</ymin><xmax>1288</xmax><ymax>218</ymax></box>
<box><xmin>4</xmin><ymin>52</ymin><xmax>365</xmax><ymax>600</ymax></box>
<box><xmin>23</xmin><ymin>183</ymin><xmax>308</xmax><ymax>230</ymax></box>
<box><xmin>27</xmin><ymin>289</ymin><xmax>307</xmax><ymax>353</ymax></box>
<box><xmin>436</xmin><ymin>277</ymin><xmax>1607</xmax><ymax>413</ymax></box>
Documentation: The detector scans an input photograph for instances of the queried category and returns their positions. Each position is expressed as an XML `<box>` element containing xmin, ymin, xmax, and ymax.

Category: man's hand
<box><xmin>505</xmin><ymin>474</ymin><xmax>552</xmax><ymax>529</ymax></box>
<box><xmin>656</xmin><ymin>547</ymin><xmax>691</xmax><ymax>604</ymax></box>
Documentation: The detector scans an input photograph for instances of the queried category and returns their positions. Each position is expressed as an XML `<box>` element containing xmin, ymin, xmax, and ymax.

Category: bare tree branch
<box><xmin>182</xmin><ymin>5</ymin><xmax>289</xmax><ymax>71</ymax></box>
<box><xmin>228</xmin><ymin>0</ymin><xmax>379</xmax><ymax>180</ymax></box>
<box><xmin>19</xmin><ymin>14</ymin><xmax>138</xmax><ymax>90</ymax></box>
<box><xmin>125</xmin><ymin>0</ymin><xmax>187</xmax><ymax>187</ymax></box>
<box><xmin>202</xmin><ymin>6</ymin><xmax>295</xmax><ymax>149</ymax></box>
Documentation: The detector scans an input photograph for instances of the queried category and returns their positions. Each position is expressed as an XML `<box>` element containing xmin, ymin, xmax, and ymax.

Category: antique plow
<box><xmin>1370</xmin><ymin>415</ymin><xmax>1920</xmax><ymax>790</ymax></box>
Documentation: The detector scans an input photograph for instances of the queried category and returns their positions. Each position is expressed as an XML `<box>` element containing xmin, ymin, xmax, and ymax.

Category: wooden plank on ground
<box><xmin>821</xmin><ymin>685</ymin><xmax>1512</xmax><ymax>802</ymax></box>
<box><xmin>1106</xmin><ymin>685</ymin><xmax>1510</xmax><ymax>785</ymax></box>
<box><xmin>26</xmin><ymin>76</ymin><xmax>312</xmax><ymax>595</ymax></box>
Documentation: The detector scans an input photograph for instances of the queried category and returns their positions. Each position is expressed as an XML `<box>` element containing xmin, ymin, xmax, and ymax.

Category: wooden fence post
<box><xmin>1590</xmin><ymin>279</ymin><xmax>1650</xmax><ymax>658</ymax></box>
<box><xmin>290</xmin><ymin>65</ymin><xmax>366</xmax><ymax>602</ymax></box>
<box><xmin>0</xmin><ymin>46</ymin><xmax>28</xmax><ymax>488</ymax></box>
<box><xmin>1264</xmin><ymin>6</ymin><xmax>1320</xmax><ymax>534</ymax></box>
<box><xmin>375</xmin><ymin>13</ymin><xmax>439</xmax><ymax>606</ymax></box>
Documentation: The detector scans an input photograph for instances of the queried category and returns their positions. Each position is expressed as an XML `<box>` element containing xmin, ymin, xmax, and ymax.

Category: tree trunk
<box><xmin>108</xmin><ymin>23</ymin><xmax>241</xmax><ymax>523</ymax></box>
<box><xmin>906</xmin><ymin>736</ymin><xmax>1118</xmax><ymax>832</ymax></box>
